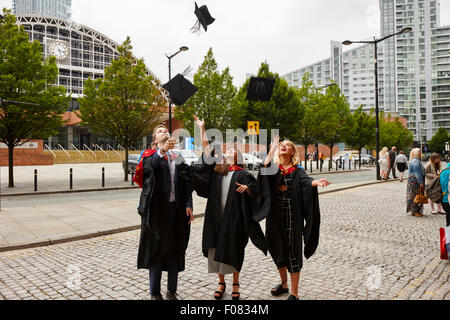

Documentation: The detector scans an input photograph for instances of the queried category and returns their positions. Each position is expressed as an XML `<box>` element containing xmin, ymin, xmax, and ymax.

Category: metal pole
<box><xmin>168</xmin><ymin>57</ymin><xmax>172</xmax><ymax>134</ymax></box>
<box><xmin>70</xmin><ymin>168</ymin><xmax>73</xmax><ymax>190</ymax></box>
<box><xmin>34</xmin><ymin>169</ymin><xmax>37</xmax><ymax>192</ymax></box>
<box><xmin>374</xmin><ymin>41</ymin><xmax>381</xmax><ymax>181</ymax></box>
<box><xmin>102</xmin><ymin>167</ymin><xmax>105</xmax><ymax>188</ymax></box>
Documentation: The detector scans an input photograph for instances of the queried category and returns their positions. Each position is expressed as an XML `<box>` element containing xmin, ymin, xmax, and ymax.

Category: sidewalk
<box><xmin>0</xmin><ymin>162</ymin><xmax>371</xmax><ymax>196</ymax></box>
<box><xmin>0</xmin><ymin>172</ymin><xmax>390</xmax><ymax>252</ymax></box>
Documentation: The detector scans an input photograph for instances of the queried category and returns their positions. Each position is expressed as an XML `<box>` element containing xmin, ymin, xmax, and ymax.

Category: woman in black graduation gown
<box><xmin>256</xmin><ymin>137</ymin><xmax>330</xmax><ymax>300</ymax></box>
<box><xmin>179</xmin><ymin>116</ymin><xmax>267</xmax><ymax>300</ymax></box>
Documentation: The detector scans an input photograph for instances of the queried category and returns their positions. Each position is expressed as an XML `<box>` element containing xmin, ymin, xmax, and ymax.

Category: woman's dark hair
<box><xmin>430</xmin><ymin>153</ymin><xmax>441</xmax><ymax>163</ymax></box>
<box><xmin>399</xmin><ymin>150</ymin><xmax>405</xmax><ymax>155</ymax></box>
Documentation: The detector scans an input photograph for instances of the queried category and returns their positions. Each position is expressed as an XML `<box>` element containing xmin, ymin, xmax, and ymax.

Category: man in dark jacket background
<box><xmin>137</xmin><ymin>124</ymin><xmax>194</xmax><ymax>301</ymax></box>
<box><xmin>388</xmin><ymin>147</ymin><xmax>398</xmax><ymax>179</ymax></box>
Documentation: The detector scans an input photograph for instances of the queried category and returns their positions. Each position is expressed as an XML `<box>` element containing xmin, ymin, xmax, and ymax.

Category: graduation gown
<box><xmin>179</xmin><ymin>158</ymin><xmax>267</xmax><ymax>272</ymax></box>
<box><xmin>255</xmin><ymin>166</ymin><xmax>320</xmax><ymax>271</ymax></box>
<box><xmin>137</xmin><ymin>153</ymin><xmax>192</xmax><ymax>272</ymax></box>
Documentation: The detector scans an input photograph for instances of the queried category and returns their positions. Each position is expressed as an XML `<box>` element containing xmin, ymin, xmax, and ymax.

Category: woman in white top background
<box><xmin>379</xmin><ymin>147</ymin><xmax>390</xmax><ymax>180</ymax></box>
<box><xmin>394</xmin><ymin>151</ymin><xmax>408</xmax><ymax>182</ymax></box>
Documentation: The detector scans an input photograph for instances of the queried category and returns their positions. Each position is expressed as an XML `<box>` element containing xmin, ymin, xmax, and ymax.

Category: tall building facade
<box><xmin>282</xmin><ymin>0</ymin><xmax>450</xmax><ymax>142</ymax></box>
<box><xmin>13</xmin><ymin>0</ymin><xmax>72</xmax><ymax>20</ymax></box>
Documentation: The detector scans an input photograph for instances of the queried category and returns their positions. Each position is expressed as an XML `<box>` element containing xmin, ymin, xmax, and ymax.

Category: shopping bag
<box><xmin>440</xmin><ymin>227</ymin><xmax>450</xmax><ymax>260</ymax></box>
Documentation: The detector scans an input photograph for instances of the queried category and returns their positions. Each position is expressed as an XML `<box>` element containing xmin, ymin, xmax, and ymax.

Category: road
<box><xmin>0</xmin><ymin>181</ymin><xmax>448</xmax><ymax>300</ymax></box>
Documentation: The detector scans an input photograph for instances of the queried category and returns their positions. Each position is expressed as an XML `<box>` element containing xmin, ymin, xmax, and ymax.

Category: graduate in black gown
<box><xmin>256</xmin><ymin>136</ymin><xmax>330</xmax><ymax>300</ymax></box>
<box><xmin>136</xmin><ymin>124</ymin><xmax>194</xmax><ymax>300</ymax></box>
<box><xmin>179</xmin><ymin>116</ymin><xmax>267</xmax><ymax>300</ymax></box>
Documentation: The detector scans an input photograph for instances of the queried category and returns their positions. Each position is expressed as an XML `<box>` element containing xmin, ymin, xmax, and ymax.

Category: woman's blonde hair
<box><xmin>410</xmin><ymin>148</ymin><xmax>421</xmax><ymax>160</ymax></box>
<box><xmin>275</xmin><ymin>140</ymin><xmax>301</xmax><ymax>166</ymax></box>
<box><xmin>379</xmin><ymin>147</ymin><xmax>389</xmax><ymax>156</ymax></box>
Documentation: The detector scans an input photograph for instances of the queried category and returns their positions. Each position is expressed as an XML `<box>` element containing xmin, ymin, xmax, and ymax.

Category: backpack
<box><xmin>425</xmin><ymin>168</ymin><xmax>450</xmax><ymax>204</ymax></box>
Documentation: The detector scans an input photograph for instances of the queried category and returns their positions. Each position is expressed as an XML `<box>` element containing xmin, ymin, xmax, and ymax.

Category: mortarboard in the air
<box><xmin>163</xmin><ymin>74</ymin><xmax>198</xmax><ymax>106</ymax></box>
<box><xmin>191</xmin><ymin>2</ymin><xmax>215</xmax><ymax>33</ymax></box>
<box><xmin>246</xmin><ymin>77</ymin><xmax>276</xmax><ymax>102</ymax></box>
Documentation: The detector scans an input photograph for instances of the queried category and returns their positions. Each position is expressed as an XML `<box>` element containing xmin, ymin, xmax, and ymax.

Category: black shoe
<box><xmin>438</xmin><ymin>211</ymin><xmax>446</xmax><ymax>215</ymax></box>
<box><xmin>151</xmin><ymin>294</ymin><xmax>163</xmax><ymax>300</ymax></box>
<box><xmin>166</xmin><ymin>291</ymin><xmax>181</xmax><ymax>300</ymax></box>
<box><xmin>287</xmin><ymin>295</ymin><xmax>299</xmax><ymax>300</ymax></box>
<box><xmin>232</xmin><ymin>283</ymin><xmax>240</xmax><ymax>301</ymax></box>
<box><xmin>271</xmin><ymin>284</ymin><xmax>289</xmax><ymax>297</ymax></box>
<box><xmin>214</xmin><ymin>282</ymin><xmax>226</xmax><ymax>300</ymax></box>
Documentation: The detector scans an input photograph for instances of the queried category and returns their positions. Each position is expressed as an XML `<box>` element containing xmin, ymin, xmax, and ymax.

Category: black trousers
<box><xmin>388</xmin><ymin>163</ymin><xmax>397</xmax><ymax>178</ymax></box>
<box><xmin>442</xmin><ymin>202</ymin><xmax>450</xmax><ymax>227</ymax></box>
<box><xmin>149</xmin><ymin>203</ymin><xmax>180</xmax><ymax>296</ymax></box>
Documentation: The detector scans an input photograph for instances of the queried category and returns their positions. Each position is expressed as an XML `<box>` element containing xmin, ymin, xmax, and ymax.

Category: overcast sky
<box><xmin>1</xmin><ymin>0</ymin><xmax>450</xmax><ymax>86</ymax></box>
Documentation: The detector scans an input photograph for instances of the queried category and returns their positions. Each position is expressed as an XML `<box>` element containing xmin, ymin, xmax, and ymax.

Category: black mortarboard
<box><xmin>191</xmin><ymin>2</ymin><xmax>215</xmax><ymax>33</ymax></box>
<box><xmin>163</xmin><ymin>74</ymin><xmax>198</xmax><ymax>106</ymax></box>
<box><xmin>246</xmin><ymin>77</ymin><xmax>276</xmax><ymax>102</ymax></box>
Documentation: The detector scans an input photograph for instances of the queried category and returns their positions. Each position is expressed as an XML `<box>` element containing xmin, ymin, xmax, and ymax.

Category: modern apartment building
<box><xmin>282</xmin><ymin>0</ymin><xmax>450</xmax><ymax>142</ymax></box>
<box><xmin>13</xmin><ymin>0</ymin><xmax>72</xmax><ymax>20</ymax></box>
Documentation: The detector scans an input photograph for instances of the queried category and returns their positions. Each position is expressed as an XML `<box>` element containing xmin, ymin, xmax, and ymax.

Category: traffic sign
<box><xmin>248</xmin><ymin>121</ymin><xmax>260</xmax><ymax>135</ymax></box>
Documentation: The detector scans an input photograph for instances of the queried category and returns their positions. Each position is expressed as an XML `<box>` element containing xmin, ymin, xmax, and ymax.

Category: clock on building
<box><xmin>49</xmin><ymin>41</ymin><xmax>69</xmax><ymax>60</ymax></box>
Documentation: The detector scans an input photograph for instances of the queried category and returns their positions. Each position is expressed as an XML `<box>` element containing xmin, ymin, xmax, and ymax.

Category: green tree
<box><xmin>79</xmin><ymin>37</ymin><xmax>165</xmax><ymax>181</ymax></box>
<box><xmin>342</xmin><ymin>106</ymin><xmax>376</xmax><ymax>168</ymax></box>
<box><xmin>429</xmin><ymin>127</ymin><xmax>449</xmax><ymax>155</ymax></box>
<box><xmin>175</xmin><ymin>48</ymin><xmax>242</xmax><ymax>134</ymax></box>
<box><xmin>0</xmin><ymin>10</ymin><xmax>69</xmax><ymax>187</ymax></box>
<box><xmin>236</xmin><ymin>62</ymin><xmax>303</xmax><ymax>143</ymax></box>
<box><xmin>378</xmin><ymin>113</ymin><xmax>414</xmax><ymax>151</ymax></box>
<box><xmin>295</xmin><ymin>73</ymin><xmax>326</xmax><ymax>170</ymax></box>
<box><xmin>320</xmin><ymin>83</ymin><xmax>352</xmax><ymax>169</ymax></box>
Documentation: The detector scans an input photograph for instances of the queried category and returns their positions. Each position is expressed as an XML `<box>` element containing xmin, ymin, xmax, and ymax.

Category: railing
<box><xmin>71</xmin><ymin>144</ymin><xmax>85</xmax><ymax>160</ymax></box>
<box><xmin>44</xmin><ymin>144</ymin><xmax>56</xmax><ymax>158</ymax></box>
<box><xmin>83</xmin><ymin>144</ymin><xmax>97</xmax><ymax>161</ymax></box>
<box><xmin>95</xmin><ymin>144</ymin><xmax>110</xmax><ymax>162</ymax></box>
<box><xmin>57</xmin><ymin>144</ymin><xmax>70</xmax><ymax>162</ymax></box>
<box><xmin>107</xmin><ymin>144</ymin><xmax>122</xmax><ymax>160</ymax></box>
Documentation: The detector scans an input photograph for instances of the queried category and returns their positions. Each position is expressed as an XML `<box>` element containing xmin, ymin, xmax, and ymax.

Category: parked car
<box><xmin>243</xmin><ymin>153</ymin><xmax>263</xmax><ymax>171</ymax></box>
<box><xmin>352</xmin><ymin>154</ymin><xmax>374</xmax><ymax>164</ymax></box>
<box><xmin>174</xmin><ymin>149</ymin><xmax>199</xmax><ymax>166</ymax></box>
<box><xmin>123</xmin><ymin>154</ymin><xmax>141</xmax><ymax>175</ymax></box>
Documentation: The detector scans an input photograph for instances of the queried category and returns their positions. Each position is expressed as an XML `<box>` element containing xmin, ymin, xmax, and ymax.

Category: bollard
<box><xmin>34</xmin><ymin>169</ymin><xmax>38</xmax><ymax>192</ymax></box>
<box><xmin>70</xmin><ymin>168</ymin><xmax>73</xmax><ymax>190</ymax></box>
<box><xmin>320</xmin><ymin>163</ymin><xmax>323</xmax><ymax>173</ymax></box>
<box><xmin>310</xmin><ymin>161</ymin><xmax>313</xmax><ymax>174</ymax></box>
<box><xmin>102</xmin><ymin>167</ymin><xmax>105</xmax><ymax>188</ymax></box>
<box><xmin>131</xmin><ymin>171</ymin><xmax>135</xmax><ymax>186</ymax></box>
<box><xmin>349</xmin><ymin>159</ymin><xmax>352</xmax><ymax>171</ymax></box>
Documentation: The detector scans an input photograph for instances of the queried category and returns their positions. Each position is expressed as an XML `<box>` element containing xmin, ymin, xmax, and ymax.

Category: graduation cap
<box><xmin>246</xmin><ymin>77</ymin><xmax>276</xmax><ymax>102</ymax></box>
<box><xmin>163</xmin><ymin>74</ymin><xmax>198</xmax><ymax>106</ymax></box>
<box><xmin>191</xmin><ymin>2</ymin><xmax>215</xmax><ymax>33</ymax></box>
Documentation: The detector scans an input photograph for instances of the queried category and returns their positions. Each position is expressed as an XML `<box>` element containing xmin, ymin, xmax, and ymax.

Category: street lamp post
<box><xmin>343</xmin><ymin>27</ymin><xmax>412</xmax><ymax>180</ymax></box>
<box><xmin>165</xmin><ymin>46</ymin><xmax>189</xmax><ymax>134</ymax></box>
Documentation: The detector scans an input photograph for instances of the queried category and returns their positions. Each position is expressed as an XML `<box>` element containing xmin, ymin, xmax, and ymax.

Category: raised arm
<box><xmin>264</xmin><ymin>135</ymin><xmax>280</xmax><ymax>167</ymax></box>
<box><xmin>194</xmin><ymin>115</ymin><xmax>211</xmax><ymax>157</ymax></box>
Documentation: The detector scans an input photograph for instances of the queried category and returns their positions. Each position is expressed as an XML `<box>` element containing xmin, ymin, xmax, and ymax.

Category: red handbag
<box><xmin>440</xmin><ymin>228</ymin><xmax>448</xmax><ymax>260</ymax></box>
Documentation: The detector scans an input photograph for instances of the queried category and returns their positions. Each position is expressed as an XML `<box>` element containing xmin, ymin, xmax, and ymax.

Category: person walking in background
<box><xmin>439</xmin><ymin>161</ymin><xmax>450</xmax><ymax>227</ymax></box>
<box><xmin>425</xmin><ymin>154</ymin><xmax>445</xmax><ymax>215</ymax></box>
<box><xmin>407</xmin><ymin>148</ymin><xmax>426</xmax><ymax>217</ymax></box>
<box><xmin>388</xmin><ymin>147</ymin><xmax>398</xmax><ymax>179</ymax></box>
<box><xmin>394</xmin><ymin>151</ymin><xmax>408</xmax><ymax>182</ymax></box>
<box><xmin>379</xmin><ymin>147</ymin><xmax>390</xmax><ymax>180</ymax></box>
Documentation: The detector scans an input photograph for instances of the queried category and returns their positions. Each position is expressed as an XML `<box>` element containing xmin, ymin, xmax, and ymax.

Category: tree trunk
<box><xmin>124</xmin><ymin>147</ymin><xmax>129</xmax><ymax>182</ymax></box>
<box><xmin>329</xmin><ymin>144</ymin><xmax>334</xmax><ymax>169</ymax></box>
<box><xmin>304</xmin><ymin>144</ymin><xmax>308</xmax><ymax>171</ymax></box>
<box><xmin>359</xmin><ymin>148</ymin><xmax>362</xmax><ymax>169</ymax></box>
<box><xmin>8</xmin><ymin>145</ymin><xmax>14</xmax><ymax>188</ymax></box>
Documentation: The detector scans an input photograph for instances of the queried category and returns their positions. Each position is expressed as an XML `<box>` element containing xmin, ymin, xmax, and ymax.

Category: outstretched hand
<box><xmin>312</xmin><ymin>178</ymin><xmax>331</xmax><ymax>188</ymax></box>
<box><xmin>186</xmin><ymin>208</ymin><xmax>194</xmax><ymax>225</ymax></box>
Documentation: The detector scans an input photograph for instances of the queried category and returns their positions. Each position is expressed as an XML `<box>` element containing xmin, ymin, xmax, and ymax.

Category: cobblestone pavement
<box><xmin>0</xmin><ymin>181</ymin><xmax>448</xmax><ymax>300</ymax></box>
